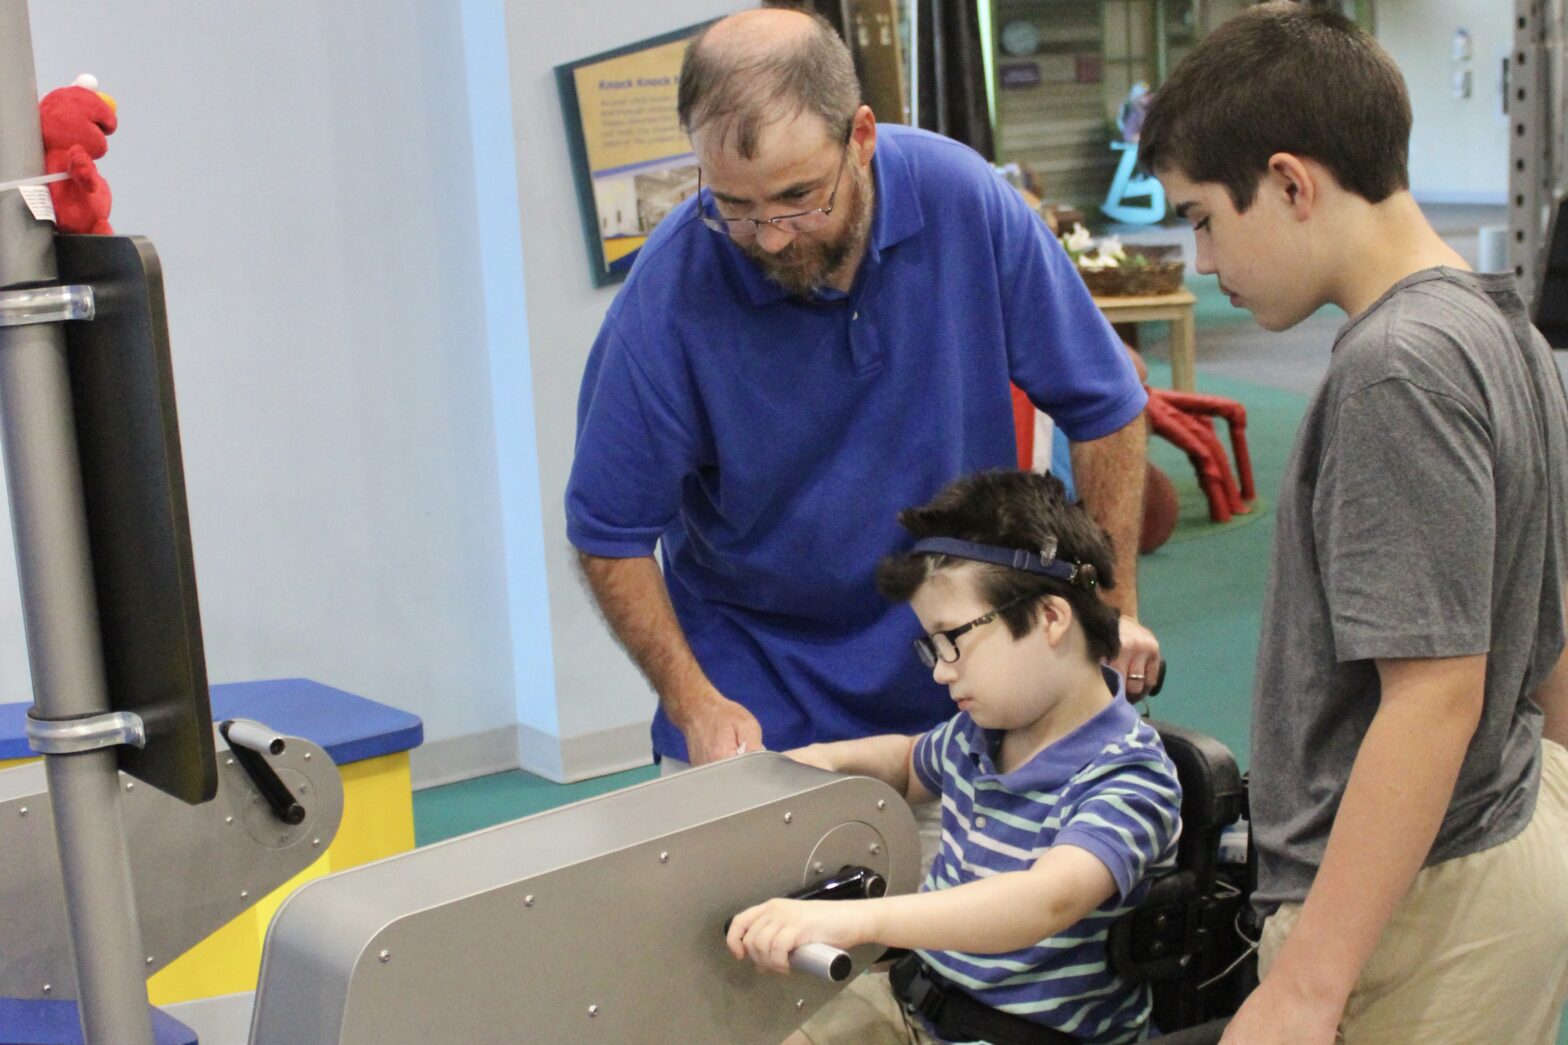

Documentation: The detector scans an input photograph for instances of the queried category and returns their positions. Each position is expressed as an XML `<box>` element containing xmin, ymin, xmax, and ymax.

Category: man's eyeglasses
<box><xmin>912</xmin><ymin>594</ymin><xmax>1038</xmax><ymax>669</ymax></box>
<box><xmin>695</xmin><ymin>146</ymin><xmax>850</xmax><ymax>240</ymax></box>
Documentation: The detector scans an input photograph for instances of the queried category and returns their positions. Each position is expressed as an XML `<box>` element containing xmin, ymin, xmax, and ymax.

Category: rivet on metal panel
<box><xmin>240</xmin><ymin>891</ymin><xmax>249</xmax><ymax>900</ymax></box>
<box><xmin>226</xmin><ymin>758</ymin><xmax>235</xmax><ymax>766</ymax></box>
<box><xmin>379</xmin><ymin>950</ymin><xmax>391</xmax><ymax>963</ymax></box>
<box><xmin>42</xmin><ymin>985</ymin><xmax>51</xmax><ymax>995</ymax></box>
<box><xmin>304</xmin><ymin>752</ymin><xmax>312</xmax><ymax>760</ymax></box>
<box><xmin>796</xmin><ymin>999</ymin><xmax>805</xmax><ymax>1010</ymax></box>
<box><xmin>589</xmin><ymin>1005</ymin><xmax>599</xmax><ymax>1017</ymax></box>
<box><xmin>312</xmin><ymin>838</ymin><xmax>321</xmax><ymax>847</ymax></box>
<box><xmin>814</xmin><ymin>862</ymin><xmax>825</xmax><ymax>874</ymax></box>
<box><xmin>145</xmin><ymin>957</ymin><xmax>154</xmax><ymax>966</ymax></box>
<box><xmin>877</xmin><ymin>800</ymin><xmax>886</xmax><ymax>810</ymax></box>
<box><xmin>225</xmin><ymin>816</ymin><xmax>234</xmax><ymax>824</ymax></box>
<box><xmin>870</xmin><ymin>844</ymin><xmax>881</xmax><ymax>856</ymax></box>
<box><xmin>659</xmin><ymin>851</ymin><xmax>670</xmax><ymax>863</ymax></box>
<box><xmin>125</xmin><ymin>782</ymin><xmax>134</xmax><ymax>791</ymax></box>
<box><xmin>784</xmin><ymin>811</ymin><xmax>794</xmax><ymax>824</ymax></box>
<box><xmin>18</xmin><ymin>807</ymin><xmax>26</xmax><ymax>816</ymax></box>
<box><xmin>525</xmin><ymin>895</ymin><xmax>535</xmax><ymax>907</ymax></box>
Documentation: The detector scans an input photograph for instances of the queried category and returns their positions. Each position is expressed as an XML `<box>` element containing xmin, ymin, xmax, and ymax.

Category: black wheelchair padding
<box><xmin>1109</xmin><ymin>719</ymin><xmax>1252</xmax><ymax>1036</ymax></box>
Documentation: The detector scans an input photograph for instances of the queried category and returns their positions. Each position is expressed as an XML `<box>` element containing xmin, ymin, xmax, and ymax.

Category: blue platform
<box><xmin>1</xmin><ymin>677</ymin><xmax>423</xmax><ymax>764</ymax></box>
<box><xmin>0</xmin><ymin>999</ymin><xmax>196</xmax><ymax>1045</ymax></box>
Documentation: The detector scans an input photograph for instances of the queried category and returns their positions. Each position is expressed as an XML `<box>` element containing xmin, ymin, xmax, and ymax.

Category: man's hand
<box><xmin>677</xmin><ymin>692</ymin><xmax>764</xmax><ymax>765</ymax></box>
<box><xmin>1113</xmin><ymin>616</ymin><xmax>1162</xmax><ymax>698</ymax></box>
<box><xmin>726</xmin><ymin>898</ymin><xmax>873</xmax><ymax>974</ymax></box>
<box><xmin>1219</xmin><ymin>974</ymin><xmax>1343</xmax><ymax>1045</ymax></box>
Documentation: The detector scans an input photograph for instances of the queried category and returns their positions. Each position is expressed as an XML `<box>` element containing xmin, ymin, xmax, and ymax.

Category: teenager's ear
<box><xmin>1265</xmin><ymin>152</ymin><xmax>1317</xmax><ymax>219</ymax></box>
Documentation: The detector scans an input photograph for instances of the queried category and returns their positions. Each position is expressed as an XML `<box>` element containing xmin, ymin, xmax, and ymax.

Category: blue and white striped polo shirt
<box><xmin>909</xmin><ymin>671</ymin><xmax>1182</xmax><ymax>1044</ymax></box>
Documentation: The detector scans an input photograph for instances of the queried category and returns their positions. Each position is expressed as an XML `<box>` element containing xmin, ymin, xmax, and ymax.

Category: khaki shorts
<box><xmin>1260</xmin><ymin>739</ymin><xmax>1568</xmax><ymax>1045</ymax></box>
<box><xmin>795</xmin><ymin>970</ymin><xmax>947</xmax><ymax>1045</ymax></box>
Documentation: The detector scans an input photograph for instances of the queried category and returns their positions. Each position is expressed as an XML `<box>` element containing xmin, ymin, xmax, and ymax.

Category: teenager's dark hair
<box><xmin>876</xmin><ymin>471</ymin><xmax>1121</xmax><ymax>663</ymax></box>
<box><xmin>677</xmin><ymin>3</ymin><xmax>862</xmax><ymax>158</ymax></box>
<box><xmin>1139</xmin><ymin>2</ymin><xmax>1410</xmax><ymax>212</ymax></box>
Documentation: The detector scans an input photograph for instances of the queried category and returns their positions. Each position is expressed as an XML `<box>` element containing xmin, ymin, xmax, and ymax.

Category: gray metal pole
<box><xmin>0</xmin><ymin>3</ymin><xmax>157</xmax><ymax>1043</ymax></box>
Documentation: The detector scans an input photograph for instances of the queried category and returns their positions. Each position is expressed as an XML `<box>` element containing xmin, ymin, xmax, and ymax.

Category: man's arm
<box><xmin>1220</xmin><ymin>654</ymin><xmax>1486</xmax><ymax>1045</ymax></box>
<box><xmin>787</xmin><ymin>734</ymin><xmax>934</xmax><ymax>805</ymax></box>
<box><xmin>726</xmin><ymin>845</ymin><xmax>1116</xmax><ymax>970</ymax></box>
<box><xmin>1069</xmin><ymin>413</ymin><xmax>1161</xmax><ymax>693</ymax></box>
<box><xmin>576</xmin><ymin>551</ymin><xmax>762</xmax><ymax>763</ymax></box>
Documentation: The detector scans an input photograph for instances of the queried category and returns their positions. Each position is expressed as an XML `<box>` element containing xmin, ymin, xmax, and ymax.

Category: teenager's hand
<box><xmin>1218</xmin><ymin>976</ymin><xmax>1343</xmax><ymax>1045</ymax></box>
<box><xmin>726</xmin><ymin>898</ymin><xmax>873</xmax><ymax>974</ymax></box>
<box><xmin>678</xmin><ymin>693</ymin><xmax>764</xmax><ymax>765</ymax></box>
<box><xmin>1113</xmin><ymin>616</ymin><xmax>1163</xmax><ymax>698</ymax></box>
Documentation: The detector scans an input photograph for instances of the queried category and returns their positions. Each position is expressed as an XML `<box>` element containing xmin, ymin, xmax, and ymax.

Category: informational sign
<box><xmin>556</xmin><ymin>22</ymin><xmax>713</xmax><ymax>287</ymax></box>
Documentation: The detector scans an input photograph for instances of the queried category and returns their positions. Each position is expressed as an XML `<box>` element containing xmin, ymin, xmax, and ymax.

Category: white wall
<box><xmin>501</xmin><ymin>0</ymin><xmax>733</xmax><ymax>777</ymax></box>
<box><xmin>1377</xmin><ymin>0</ymin><xmax>1512</xmax><ymax>204</ymax></box>
<box><xmin>12</xmin><ymin>3</ymin><xmax>518</xmax><ymax>771</ymax></box>
<box><xmin>6</xmin><ymin>0</ymin><xmax>746</xmax><ymax>787</ymax></box>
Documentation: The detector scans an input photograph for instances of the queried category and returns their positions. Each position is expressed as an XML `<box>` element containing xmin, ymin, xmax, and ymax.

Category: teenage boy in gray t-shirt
<box><xmin>1138</xmin><ymin>5</ymin><xmax>1568</xmax><ymax>1044</ymax></box>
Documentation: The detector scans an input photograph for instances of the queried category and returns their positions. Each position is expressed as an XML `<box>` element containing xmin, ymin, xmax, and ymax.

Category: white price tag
<box><xmin>18</xmin><ymin>184</ymin><xmax>57</xmax><ymax>224</ymax></box>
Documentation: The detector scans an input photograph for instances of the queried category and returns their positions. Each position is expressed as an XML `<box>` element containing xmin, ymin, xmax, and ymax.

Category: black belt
<box><xmin>889</xmin><ymin>953</ymin><xmax>1081</xmax><ymax>1045</ymax></box>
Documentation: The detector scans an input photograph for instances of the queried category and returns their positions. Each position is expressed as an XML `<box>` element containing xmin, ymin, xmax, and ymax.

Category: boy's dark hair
<box><xmin>678</xmin><ymin>3</ymin><xmax>862</xmax><ymax>159</ymax></box>
<box><xmin>1139</xmin><ymin>2</ymin><xmax>1411</xmax><ymax>212</ymax></box>
<box><xmin>876</xmin><ymin>470</ymin><xmax>1121</xmax><ymax>663</ymax></box>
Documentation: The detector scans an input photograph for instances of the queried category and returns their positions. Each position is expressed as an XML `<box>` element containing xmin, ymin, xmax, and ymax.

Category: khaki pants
<box><xmin>1260</xmin><ymin>739</ymin><xmax>1568</xmax><ymax>1045</ymax></box>
<box><xmin>796</xmin><ymin>970</ymin><xmax>948</xmax><ymax>1045</ymax></box>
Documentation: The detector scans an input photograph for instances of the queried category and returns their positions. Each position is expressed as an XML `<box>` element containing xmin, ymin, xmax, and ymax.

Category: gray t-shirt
<box><xmin>1251</xmin><ymin>267</ymin><xmax>1568</xmax><ymax>912</ymax></box>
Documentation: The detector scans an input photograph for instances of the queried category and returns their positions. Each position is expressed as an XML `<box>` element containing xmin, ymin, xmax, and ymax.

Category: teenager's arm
<box><xmin>1070</xmin><ymin>415</ymin><xmax>1161</xmax><ymax>694</ymax></box>
<box><xmin>788</xmin><ymin>735</ymin><xmax>934</xmax><ymax>805</ymax></box>
<box><xmin>726</xmin><ymin>845</ymin><xmax>1115</xmax><ymax>970</ymax></box>
<box><xmin>1221</xmin><ymin>654</ymin><xmax>1486</xmax><ymax>1044</ymax></box>
<box><xmin>576</xmin><ymin>551</ymin><xmax>762</xmax><ymax>763</ymax></box>
<box><xmin>1534</xmin><ymin>600</ymin><xmax>1568</xmax><ymax>748</ymax></box>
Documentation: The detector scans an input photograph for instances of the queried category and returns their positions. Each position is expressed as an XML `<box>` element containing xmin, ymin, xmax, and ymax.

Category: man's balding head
<box><xmin>678</xmin><ymin>4</ymin><xmax>862</xmax><ymax>159</ymax></box>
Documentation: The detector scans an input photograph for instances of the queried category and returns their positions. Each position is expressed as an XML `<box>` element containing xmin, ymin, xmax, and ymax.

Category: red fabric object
<box><xmin>1145</xmin><ymin>387</ymin><xmax>1255</xmax><ymax>524</ymax></box>
<box><xmin>39</xmin><ymin>84</ymin><xmax>117</xmax><ymax>235</ymax></box>
<box><xmin>1011</xmin><ymin>384</ymin><xmax>1033</xmax><ymax>470</ymax></box>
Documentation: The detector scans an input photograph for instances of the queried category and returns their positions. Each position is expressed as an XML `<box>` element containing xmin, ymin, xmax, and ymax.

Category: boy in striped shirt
<box><xmin>727</xmin><ymin>469</ymin><xmax>1182</xmax><ymax>1044</ymax></box>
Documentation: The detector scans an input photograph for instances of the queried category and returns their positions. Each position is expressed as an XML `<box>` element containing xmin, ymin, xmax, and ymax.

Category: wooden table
<box><xmin>1094</xmin><ymin>287</ymin><xmax>1198</xmax><ymax>391</ymax></box>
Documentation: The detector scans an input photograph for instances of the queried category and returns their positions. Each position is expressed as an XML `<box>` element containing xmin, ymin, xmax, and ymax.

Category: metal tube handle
<box><xmin>790</xmin><ymin>941</ymin><xmax>853</xmax><ymax>982</ymax></box>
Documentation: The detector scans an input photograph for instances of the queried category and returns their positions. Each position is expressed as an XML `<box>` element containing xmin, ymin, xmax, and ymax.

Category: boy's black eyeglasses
<box><xmin>913</xmin><ymin>594</ymin><xmax>1038</xmax><ymax>669</ymax></box>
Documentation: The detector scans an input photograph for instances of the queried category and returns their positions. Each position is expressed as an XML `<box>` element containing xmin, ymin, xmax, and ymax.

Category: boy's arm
<box><xmin>789</xmin><ymin>735</ymin><xmax>935</xmax><ymax>805</ymax></box>
<box><xmin>1220</xmin><ymin>654</ymin><xmax>1486</xmax><ymax>1045</ymax></box>
<box><xmin>725</xmin><ymin>844</ymin><xmax>1115</xmax><ymax>971</ymax></box>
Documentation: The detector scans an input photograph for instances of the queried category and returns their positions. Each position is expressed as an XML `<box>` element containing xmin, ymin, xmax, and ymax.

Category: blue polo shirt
<box><xmin>566</xmin><ymin>125</ymin><xmax>1144</xmax><ymax>760</ymax></box>
<box><xmin>911</xmin><ymin>674</ymin><xmax>1182</xmax><ymax>1044</ymax></box>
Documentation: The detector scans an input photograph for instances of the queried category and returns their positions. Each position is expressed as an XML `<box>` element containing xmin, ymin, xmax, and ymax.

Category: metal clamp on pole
<box><xmin>0</xmin><ymin>284</ymin><xmax>95</xmax><ymax>327</ymax></box>
<box><xmin>25</xmin><ymin>709</ymin><xmax>146</xmax><ymax>755</ymax></box>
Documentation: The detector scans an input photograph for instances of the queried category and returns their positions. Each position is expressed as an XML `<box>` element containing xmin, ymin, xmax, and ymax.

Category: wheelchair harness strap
<box><xmin>889</xmin><ymin>953</ymin><xmax>1081</xmax><ymax>1045</ymax></box>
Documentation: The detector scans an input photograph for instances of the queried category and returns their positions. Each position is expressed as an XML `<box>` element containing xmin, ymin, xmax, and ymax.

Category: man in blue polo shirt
<box><xmin>566</xmin><ymin>5</ymin><xmax>1155</xmax><ymax>768</ymax></box>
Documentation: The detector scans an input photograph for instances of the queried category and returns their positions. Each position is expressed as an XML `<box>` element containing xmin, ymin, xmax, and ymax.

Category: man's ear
<box><xmin>850</xmin><ymin>103</ymin><xmax>877</xmax><ymax>166</ymax></box>
<box><xmin>1265</xmin><ymin>152</ymin><xmax>1317</xmax><ymax>219</ymax></box>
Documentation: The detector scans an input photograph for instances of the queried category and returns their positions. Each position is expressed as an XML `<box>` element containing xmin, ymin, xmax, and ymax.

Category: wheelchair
<box><xmin>1108</xmin><ymin>718</ymin><xmax>1255</xmax><ymax>1043</ymax></box>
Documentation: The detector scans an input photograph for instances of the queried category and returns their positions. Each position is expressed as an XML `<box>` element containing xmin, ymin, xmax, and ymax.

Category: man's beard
<box><xmin>741</xmin><ymin>162</ymin><xmax>873</xmax><ymax>297</ymax></box>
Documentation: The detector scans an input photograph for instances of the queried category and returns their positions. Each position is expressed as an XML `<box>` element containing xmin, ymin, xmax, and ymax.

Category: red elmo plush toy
<box><xmin>39</xmin><ymin>74</ymin><xmax>118</xmax><ymax>235</ymax></box>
